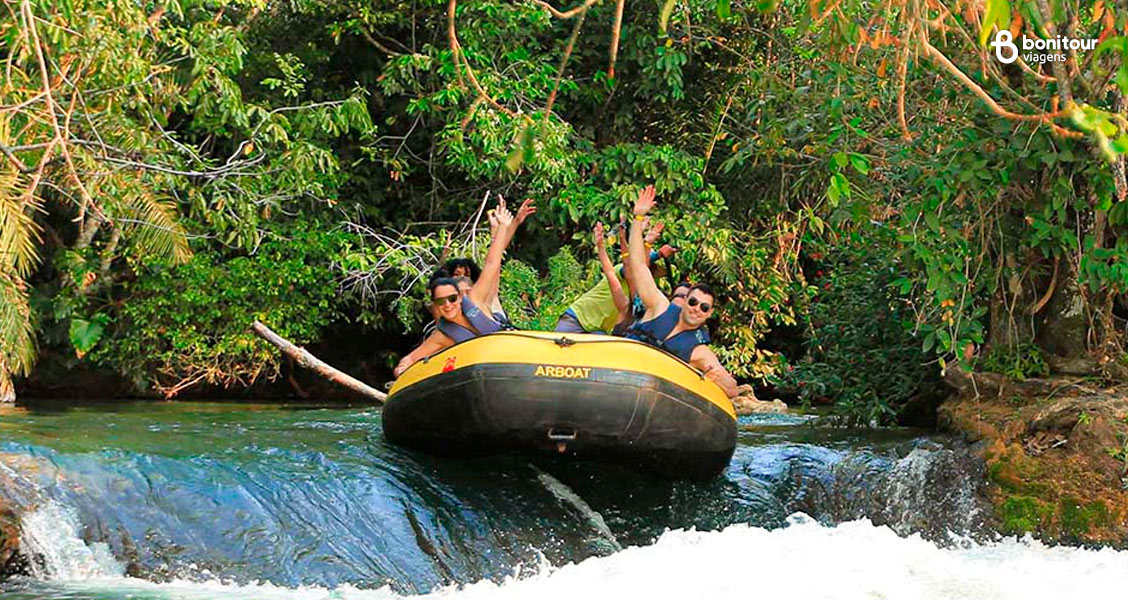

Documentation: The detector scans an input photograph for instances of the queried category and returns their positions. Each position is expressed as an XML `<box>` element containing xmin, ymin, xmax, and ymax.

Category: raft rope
<box><xmin>486</xmin><ymin>330</ymin><xmax>708</xmax><ymax>379</ymax></box>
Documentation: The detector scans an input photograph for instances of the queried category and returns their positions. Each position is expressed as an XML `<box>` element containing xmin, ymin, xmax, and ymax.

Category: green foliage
<box><xmin>1</xmin><ymin>0</ymin><xmax>375</xmax><ymax>392</ymax></box>
<box><xmin>93</xmin><ymin>227</ymin><xmax>350</xmax><ymax>395</ymax></box>
<box><xmin>773</xmin><ymin>235</ymin><xmax>936</xmax><ymax>425</ymax></box>
<box><xmin>499</xmin><ymin>248</ymin><xmax>591</xmax><ymax>331</ymax></box>
<box><xmin>978</xmin><ymin>344</ymin><xmax>1050</xmax><ymax>381</ymax></box>
<box><xmin>68</xmin><ymin>314</ymin><xmax>109</xmax><ymax>359</ymax></box>
<box><xmin>1108</xmin><ymin>430</ymin><xmax>1128</xmax><ymax>490</ymax></box>
<box><xmin>6</xmin><ymin>0</ymin><xmax>1128</xmax><ymax>414</ymax></box>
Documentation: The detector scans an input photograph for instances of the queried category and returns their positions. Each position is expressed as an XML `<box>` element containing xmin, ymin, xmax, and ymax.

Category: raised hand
<box><xmin>495</xmin><ymin>196</ymin><xmax>514</xmax><ymax>229</ymax></box>
<box><xmin>643</xmin><ymin>220</ymin><xmax>665</xmax><ymax>246</ymax></box>
<box><xmin>514</xmin><ymin>198</ymin><xmax>537</xmax><ymax>226</ymax></box>
<box><xmin>593</xmin><ymin>222</ymin><xmax>606</xmax><ymax>247</ymax></box>
<box><xmin>633</xmin><ymin>184</ymin><xmax>656</xmax><ymax>216</ymax></box>
<box><xmin>488</xmin><ymin>208</ymin><xmax>500</xmax><ymax>237</ymax></box>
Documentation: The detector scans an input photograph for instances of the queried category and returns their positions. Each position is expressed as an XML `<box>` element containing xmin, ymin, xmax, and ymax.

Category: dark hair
<box><xmin>431</xmin><ymin>267</ymin><xmax>452</xmax><ymax>279</ymax></box>
<box><xmin>442</xmin><ymin>258</ymin><xmax>481</xmax><ymax>282</ymax></box>
<box><xmin>674</xmin><ymin>281</ymin><xmax>693</xmax><ymax>292</ymax></box>
<box><xmin>689</xmin><ymin>283</ymin><xmax>715</xmax><ymax>302</ymax></box>
<box><xmin>428</xmin><ymin>277</ymin><xmax>460</xmax><ymax>297</ymax></box>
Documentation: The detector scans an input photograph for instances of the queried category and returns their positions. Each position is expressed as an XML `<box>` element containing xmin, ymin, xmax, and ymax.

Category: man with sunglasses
<box><xmin>623</xmin><ymin>185</ymin><xmax>739</xmax><ymax>399</ymax></box>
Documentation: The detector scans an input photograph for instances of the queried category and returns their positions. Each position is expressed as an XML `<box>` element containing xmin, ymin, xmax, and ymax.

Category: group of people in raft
<box><xmin>391</xmin><ymin>185</ymin><xmax>741</xmax><ymax>399</ymax></box>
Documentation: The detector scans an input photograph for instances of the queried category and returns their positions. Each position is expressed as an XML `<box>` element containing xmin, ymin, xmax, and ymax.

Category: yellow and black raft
<box><xmin>384</xmin><ymin>331</ymin><xmax>737</xmax><ymax>479</ymax></box>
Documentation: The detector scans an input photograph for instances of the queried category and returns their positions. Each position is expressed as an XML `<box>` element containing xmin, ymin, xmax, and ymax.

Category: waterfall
<box><xmin>19</xmin><ymin>501</ymin><xmax>124</xmax><ymax>580</ymax></box>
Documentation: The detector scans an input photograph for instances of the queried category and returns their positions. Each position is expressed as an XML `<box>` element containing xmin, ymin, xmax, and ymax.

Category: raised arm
<box><xmin>470</xmin><ymin>197</ymin><xmax>534</xmax><ymax>309</ymax></box>
<box><xmin>628</xmin><ymin>185</ymin><xmax>669</xmax><ymax>317</ymax></box>
<box><xmin>484</xmin><ymin>208</ymin><xmax>504</xmax><ymax>313</ymax></box>
<box><xmin>617</xmin><ymin>218</ymin><xmax>636</xmax><ymax>298</ymax></box>
<box><xmin>691</xmin><ymin>345</ymin><xmax>740</xmax><ymax>399</ymax></box>
<box><xmin>394</xmin><ymin>330</ymin><xmax>455</xmax><ymax>378</ymax></box>
<box><xmin>594</xmin><ymin>222</ymin><xmax>629</xmax><ymax>316</ymax></box>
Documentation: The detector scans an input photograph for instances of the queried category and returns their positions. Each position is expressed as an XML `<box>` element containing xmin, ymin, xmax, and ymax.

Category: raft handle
<box><xmin>553</xmin><ymin>336</ymin><xmax>576</xmax><ymax>347</ymax></box>
<box><xmin>547</xmin><ymin>427</ymin><xmax>577</xmax><ymax>441</ymax></box>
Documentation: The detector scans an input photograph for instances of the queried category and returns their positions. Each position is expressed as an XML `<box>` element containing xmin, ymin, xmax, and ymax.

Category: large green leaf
<box><xmin>69</xmin><ymin>314</ymin><xmax>109</xmax><ymax>359</ymax></box>
<box><xmin>659</xmin><ymin>0</ymin><xmax>678</xmax><ymax>34</ymax></box>
<box><xmin>979</xmin><ymin>0</ymin><xmax>1012</xmax><ymax>46</ymax></box>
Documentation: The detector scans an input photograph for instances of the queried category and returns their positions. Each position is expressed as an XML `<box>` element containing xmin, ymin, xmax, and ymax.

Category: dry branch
<box><xmin>251</xmin><ymin>321</ymin><xmax>387</xmax><ymax>402</ymax></box>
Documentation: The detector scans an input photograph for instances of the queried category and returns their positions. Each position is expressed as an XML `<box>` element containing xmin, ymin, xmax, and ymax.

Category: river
<box><xmin>1</xmin><ymin>401</ymin><xmax>1125</xmax><ymax>599</ymax></box>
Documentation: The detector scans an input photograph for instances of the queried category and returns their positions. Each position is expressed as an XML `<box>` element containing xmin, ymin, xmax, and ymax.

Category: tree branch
<box><xmin>543</xmin><ymin>8</ymin><xmax>587</xmax><ymax>122</ymax></box>
<box><xmin>608</xmin><ymin>0</ymin><xmax>625</xmax><ymax>79</ymax></box>
<box><xmin>251</xmin><ymin>321</ymin><xmax>387</xmax><ymax>402</ymax></box>
<box><xmin>1034</xmin><ymin>0</ymin><xmax>1074</xmax><ymax>106</ymax></box>
<box><xmin>448</xmin><ymin>0</ymin><xmax>516</xmax><ymax>117</ymax></box>
<box><xmin>528</xmin><ymin>0</ymin><xmax>600</xmax><ymax>19</ymax></box>
<box><xmin>919</xmin><ymin>37</ymin><xmax>1081</xmax><ymax>137</ymax></box>
<box><xmin>359</xmin><ymin>27</ymin><xmax>403</xmax><ymax>56</ymax></box>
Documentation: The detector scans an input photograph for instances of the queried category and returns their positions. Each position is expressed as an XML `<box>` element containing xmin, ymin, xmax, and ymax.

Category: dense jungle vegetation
<box><xmin>2</xmin><ymin>0</ymin><xmax>1128</xmax><ymax>425</ymax></box>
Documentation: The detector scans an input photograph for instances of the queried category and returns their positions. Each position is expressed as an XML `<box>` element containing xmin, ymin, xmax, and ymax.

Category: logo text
<box><xmin>534</xmin><ymin>365</ymin><xmax>592</xmax><ymax>379</ymax></box>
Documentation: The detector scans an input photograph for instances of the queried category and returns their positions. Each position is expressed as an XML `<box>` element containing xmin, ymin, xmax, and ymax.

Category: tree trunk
<box><xmin>984</xmin><ymin>252</ymin><xmax>1037</xmax><ymax>353</ymax></box>
<box><xmin>1038</xmin><ymin>258</ymin><xmax>1089</xmax><ymax>359</ymax></box>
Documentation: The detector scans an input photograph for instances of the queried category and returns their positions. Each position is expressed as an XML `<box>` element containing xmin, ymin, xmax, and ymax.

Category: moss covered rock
<box><xmin>940</xmin><ymin>379</ymin><xmax>1128</xmax><ymax>545</ymax></box>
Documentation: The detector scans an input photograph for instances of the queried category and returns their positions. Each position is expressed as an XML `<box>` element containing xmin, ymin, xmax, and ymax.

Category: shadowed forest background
<box><xmin>2</xmin><ymin>0</ymin><xmax>1128</xmax><ymax>426</ymax></box>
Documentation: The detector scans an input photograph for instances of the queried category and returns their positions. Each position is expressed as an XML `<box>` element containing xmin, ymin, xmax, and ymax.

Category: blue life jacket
<box><xmin>437</xmin><ymin>295</ymin><xmax>502</xmax><ymax>343</ymax></box>
<box><xmin>625</xmin><ymin>304</ymin><xmax>710</xmax><ymax>363</ymax></box>
<box><xmin>631</xmin><ymin>295</ymin><xmax>645</xmax><ymax>321</ymax></box>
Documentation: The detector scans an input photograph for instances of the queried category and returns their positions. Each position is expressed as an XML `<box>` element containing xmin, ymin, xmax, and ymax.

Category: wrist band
<box><xmin>634</xmin><ymin>214</ymin><xmax>646</xmax><ymax>221</ymax></box>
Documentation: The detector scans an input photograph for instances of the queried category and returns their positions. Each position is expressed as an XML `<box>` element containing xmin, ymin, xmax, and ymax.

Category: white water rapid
<box><xmin>14</xmin><ymin>507</ymin><xmax>1128</xmax><ymax>600</ymax></box>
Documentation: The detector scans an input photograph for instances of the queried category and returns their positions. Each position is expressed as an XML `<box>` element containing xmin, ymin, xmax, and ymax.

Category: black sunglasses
<box><xmin>687</xmin><ymin>296</ymin><xmax>712</xmax><ymax>312</ymax></box>
<box><xmin>432</xmin><ymin>293</ymin><xmax>460</xmax><ymax>306</ymax></box>
<box><xmin>672</xmin><ymin>292</ymin><xmax>688</xmax><ymax>299</ymax></box>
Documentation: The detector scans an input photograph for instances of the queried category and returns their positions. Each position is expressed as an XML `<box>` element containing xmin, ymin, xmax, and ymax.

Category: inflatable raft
<box><xmin>383</xmin><ymin>331</ymin><xmax>737</xmax><ymax>479</ymax></box>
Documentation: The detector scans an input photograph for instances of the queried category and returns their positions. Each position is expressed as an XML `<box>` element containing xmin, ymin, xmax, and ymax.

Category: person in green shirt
<box><xmin>554</xmin><ymin>220</ymin><xmax>673</xmax><ymax>334</ymax></box>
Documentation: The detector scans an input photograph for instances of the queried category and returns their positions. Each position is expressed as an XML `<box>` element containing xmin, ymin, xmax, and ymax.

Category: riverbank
<box><xmin>939</xmin><ymin>369</ymin><xmax>1128</xmax><ymax>545</ymax></box>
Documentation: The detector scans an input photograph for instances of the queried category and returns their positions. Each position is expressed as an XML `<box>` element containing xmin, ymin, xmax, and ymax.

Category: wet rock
<box><xmin>0</xmin><ymin>503</ymin><xmax>28</xmax><ymax>582</ymax></box>
<box><xmin>732</xmin><ymin>385</ymin><xmax>788</xmax><ymax>415</ymax></box>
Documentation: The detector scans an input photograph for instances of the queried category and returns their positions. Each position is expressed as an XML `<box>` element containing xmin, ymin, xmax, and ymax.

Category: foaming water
<box><xmin>19</xmin><ymin>501</ymin><xmax>123</xmax><ymax>580</ymax></box>
<box><xmin>5</xmin><ymin>516</ymin><xmax>1127</xmax><ymax>600</ymax></box>
<box><xmin>426</xmin><ymin>516</ymin><xmax>1128</xmax><ymax>600</ymax></box>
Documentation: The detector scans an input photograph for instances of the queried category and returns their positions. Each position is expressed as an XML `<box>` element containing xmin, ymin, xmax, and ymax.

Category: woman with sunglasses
<box><xmin>393</xmin><ymin>197</ymin><xmax>535</xmax><ymax>378</ymax></box>
<box><xmin>622</xmin><ymin>185</ymin><xmax>739</xmax><ymax>399</ymax></box>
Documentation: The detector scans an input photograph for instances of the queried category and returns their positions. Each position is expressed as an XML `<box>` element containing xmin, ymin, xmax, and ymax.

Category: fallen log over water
<box><xmin>250</xmin><ymin>321</ymin><xmax>387</xmax><ymax>403</ymax></box>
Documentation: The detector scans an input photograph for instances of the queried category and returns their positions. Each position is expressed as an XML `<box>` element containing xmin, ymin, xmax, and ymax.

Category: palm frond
<box><xmin>117</xmin><ymin>190</ymin><xmax>192</xmax><ymax>265</ymax></box>
<box><xmin>0</xmin><ymin>270</ymin><xmax>37</xmax><ymax>378</ymax></box>
<box><xmin>0</xmin><ymin>168</ymin><xmax>45</xmax><ymax>277</ymax></box>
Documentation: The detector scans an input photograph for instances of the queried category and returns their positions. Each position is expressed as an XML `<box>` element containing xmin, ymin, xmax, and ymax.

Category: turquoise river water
<box><xmin>0</xmin><ymin>401</ymin><xmax>1125</xmax><ymax>599</ymax></box>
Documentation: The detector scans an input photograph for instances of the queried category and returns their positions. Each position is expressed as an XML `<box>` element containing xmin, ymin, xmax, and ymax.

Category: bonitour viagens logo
<box><xmin>990</xmin><ymin>30</ymin><xmax>1097</xmax><ymax>65</ymax></box>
